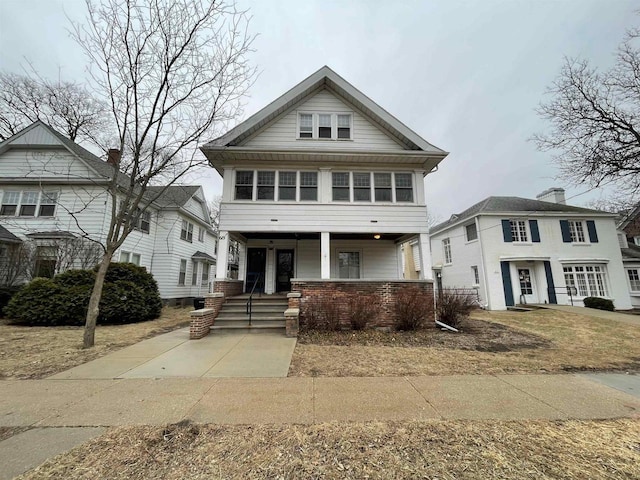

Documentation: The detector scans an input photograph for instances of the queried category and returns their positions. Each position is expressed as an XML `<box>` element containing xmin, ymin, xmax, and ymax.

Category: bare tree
<box><xmin>533</xmin><ymin>26</ymin><xmax>640</xmax><ymax>201</ymax></box>
<box><xmin>209</xmin><ymin>195</ymin><xmax>222</xmax><ymax>235</ymax></box>
<box><xmin>0</xmin><ymin>243</ymin><xmax>35</xmax><ymax>287</ymax></box>
<box><xmin>0</xmin><ymin>72</ymin><xmax>112</xmax><ymax>146</ymax></box>
<box><xmin>71</xmin><ymin>0</ymin><xmax>255</xmax><ymax>347</ymax></box>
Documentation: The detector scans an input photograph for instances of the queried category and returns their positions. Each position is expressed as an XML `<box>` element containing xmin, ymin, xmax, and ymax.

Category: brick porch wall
<box><xmin>291</xmin><ymin>279</ymin><xmax>434</xmax><ymax>330</ymax></box>
<box><xmin>213</xmin><ymin>279</ymin><xmax>244</xmax><ymax>298</ymax></box>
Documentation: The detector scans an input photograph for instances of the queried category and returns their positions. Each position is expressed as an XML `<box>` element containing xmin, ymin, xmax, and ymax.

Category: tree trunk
<box><xmin>83</xmin><ymin>252</ymin><xmax>112</xmax><ymax>348</ymax></box>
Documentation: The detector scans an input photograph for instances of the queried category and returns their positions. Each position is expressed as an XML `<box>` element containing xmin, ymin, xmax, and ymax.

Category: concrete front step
<box><xmin>221</xmin><ymin>305</ymin><xmax>287</xmax><ymax>313</ymax></box>
<box><xmin>216</xmin><ymin>314</ymin><xmax>285</xmax><ymax>322</ymax></box>
<box><xmin>211</xmin><ymin>322</ymin><xmax>285</xmax><ymax>331</ymax></box>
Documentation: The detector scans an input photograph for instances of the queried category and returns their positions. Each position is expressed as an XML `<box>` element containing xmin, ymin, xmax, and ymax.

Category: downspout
<box><xmin>475</xmin><ymin>216</ymin><xmax>491</xmax><ymax>310</ymax></box>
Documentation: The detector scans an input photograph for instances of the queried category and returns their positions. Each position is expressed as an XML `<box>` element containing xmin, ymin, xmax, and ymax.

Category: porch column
<box><xmin>237</xmin><ymin>240</ymin><xmax>246</xmax><ymax>281</ymax></box>
<box><xmin>417</xmin><ymin>233</ymin><xmax>432</xmax><ymax>280</ymax></box>
<box><xmin>396</xmin><ymin>242</ymin><xmax>404</xmax><ymax>279</ymax></box>
<box><xmin>321</xmin><ymin>231</ymin><xmax>331</xmax><ymax>279</ymax></box>
<box><xmin>216</xmin><ymin>230</ymin><xmax>230</xmax><ymax>279</ymax></box>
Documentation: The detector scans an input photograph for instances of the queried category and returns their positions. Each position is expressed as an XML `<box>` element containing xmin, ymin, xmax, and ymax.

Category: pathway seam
<box><xmin>492</xmin><ymin>374</ymin><xmax>569</xmax><ymax>417</ymax></box>
<box><xmin>180</xmin><ymin>378</ymin><xmax>222</xmax><ymax>422</ymax></box>
<box><xmin>403</xmin><ymin>377</ymin><xmax>443</xmax><ymax>419</ymax></box>
<box><xmin>200</xmin><ymin>334</ymin><xmax>249</xmax><ymax>377</ymax></box>
<box><xmin>113</xmin><ymin>336</ymin><xmax>191</xmax><ymax>379</ymax></box>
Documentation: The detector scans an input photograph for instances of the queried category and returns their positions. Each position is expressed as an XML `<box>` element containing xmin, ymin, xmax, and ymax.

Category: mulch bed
<box><xmin>297</xmin><ymin>317</ymin><xmax>551</xmax><ymax>353</ymax></box>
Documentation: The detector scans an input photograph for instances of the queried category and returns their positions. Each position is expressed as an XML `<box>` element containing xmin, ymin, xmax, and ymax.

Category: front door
<box><xmin>517</xmin><ymin>267</ymin><xmax>537</xmax><ymax>304</ymax></box>
<box><xmin>245</xmin><ymin>248</ymin><xmax>266</xmax><ymax>293</ymax></box>
<box><xmin>276</xmin><ymin>249</ymin><xmax>294</xmax><ymax>292</ymax></box>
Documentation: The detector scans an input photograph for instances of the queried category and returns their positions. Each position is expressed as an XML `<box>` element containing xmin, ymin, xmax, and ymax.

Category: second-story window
<box><xmin>235</xmin><ymin>171</ymin><xmax>254</xmax><ymax>200</ymax></box>
<box><xmin>1</xmin><ymin>191</ymin><xmax>20</xmax><ymax>216</ymax></box>
<box><xmin>180</xmin><ymin>220</ymin><xmax>193</xmax><ymax>242</ymax></box>
<box><xmin>39</xmin><ymin>191</ymin><xmax>58</xmax><ymax>217</ymax></box>
<box><xmin>198</xmin><ymin>227</ymin><xmax>205</xmax><ymax>242</ymax></box>
<box><xmin>257</xmin><ymin>171</ymin><xmax>275</xmax><ymax>200</ymax></box>
<box><xmin>1</xmin><ymin>190</ymin><xmax>59</xmax><ymax>217</ymax></box>
<box><xmin>443</xmin><ymin>238</ymin><xmax>452</xmax><ymax>264</ymax></box>
<box><xmin>374</xmin><ymin>173</ymin><xmax>392</xmax><ymax>202</ymax></box>
<box><xmin>278</xmin><ymin>171</ymin><xmax>296</xmax><ymax>201</ymax></box>
<box><xmin>332</xmin><ymin>172</ymin><xmax>350</xmax><ymax>201</ymax></box>
<box><xmin>394</xmin><ymin>173</ymin><xmax>413</xmax><ymax>202</ymax></box>
<box><xmin>510</xmin><ymin>220</ymin><xmax>528</xmax><ymax>242</ymax></box>
<box><xmin>300</xmin><ymin>172</ymin><xmax>317</xmax><ymax>201</ymax></box>
<box><xmin>353</xmin><ymin>172</ymin><xmax>371</xmax><ymax>202</ymax></box>
<box><xmin>20</xmin><ymin>191</ymin><xmax>39</xmax><ymax>216</ymax></box>
<box><xmin>568</xmin><ymin>220</ymin><xmax>586</xmax><ymax>243</ymax></box>
<box><xmin>465</xmin><ymin>223</ymin><xmax>478</xmax><ymax>241</ymax></box>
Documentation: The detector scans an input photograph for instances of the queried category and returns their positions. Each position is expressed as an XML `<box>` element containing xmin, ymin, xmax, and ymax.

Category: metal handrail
<box><xmin>553</xmin><ymin>286</ymin><xmax>577</xmax><ymax>306</ymax></box>
<box><xmin>246</xmin><ymin>273</ymin><xmax>262</xmax><ymax>326</ymax></box>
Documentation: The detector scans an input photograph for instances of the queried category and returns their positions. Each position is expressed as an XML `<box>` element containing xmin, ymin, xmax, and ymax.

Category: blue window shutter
<box><xmin>586</xmin><ymin>220</ymin><xmax>598</xmax><ymax>243</ymax></box>
<box><xmin>543</xmin><ymin>261</ymin><xmax>557</xmax><ymax>304</ymax></box>
<box><xmin>559</xmin><ymin>220</ymin><xmax>572</xmax><ymax>243</ymax></box>
<box><xmin>501</xmin><ymin>220</ymin><xmax>513</xmax><ymax>242</ymax></box>
<box><xmin>500</xmin><ymin>261</ymin><xmax>514</xmax><ymax>306</ymax></box>
<box><xmin>529</xmin><ymin>220</ymin><xmax>540</xmax><ymax>242</ymax></box>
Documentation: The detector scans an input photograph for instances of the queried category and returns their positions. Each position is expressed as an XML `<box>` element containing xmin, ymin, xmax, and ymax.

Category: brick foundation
<box><xmin>291</xmin><ymin>279</ymin><xmax>434</xmax><ymax>330</ymax></box>
<box><xmin>189</xmin><ymin>308</ymin><xmax>217</xmax><ymax>339</ymax></box>
<box><xmin>213</xmin><ymin>279</ymin><xmax>244</xmax><ymax>298</ymax></box>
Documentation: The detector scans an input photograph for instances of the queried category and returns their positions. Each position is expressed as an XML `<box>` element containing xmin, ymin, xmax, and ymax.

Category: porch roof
<box><xmin>0</xmin><ymin>225</ymin><xmax>21</xmax><ymax>244</ymax></box>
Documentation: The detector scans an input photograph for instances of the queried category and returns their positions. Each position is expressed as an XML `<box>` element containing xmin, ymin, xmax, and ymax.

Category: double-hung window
<box><xmin>353</xmin><ymin>173</ymin><xmax>371</xmax><ymax>202</ymax></box>
<box><xmin>278</xmin><ymin>171</ymin><xmax>297</xmax><ymax>201</ymax></box>
<box><xmin>178</xmin><ymin>259</ymin><xmax>187</xmax><ymax>285</ymax></box>
<box><xmin>318</xmin><ymin>114</ymin><xmax>332</xmax><ymax>138</ymax></box>
<box><xmin>465</xmin><ymin>223</ymin><xmax>478</xmax><ymax>241</ymax></box>
<box><xmin>337</xmin><ymin>114</ymin><xmax>351</xmax><ymax>139</ymax></box>
<box><xmin>202</xmin><ymin>262</ymin><xmax>210</xmax><ymax>286</ymax></box>
<box><xmin>332</xmin><ymin>172</ymin><xmax>350</xmax><ymax>201</ymax></box>
<box><xmin>627</xmin><ymin>269</ymin><xmax>640</xmax><ymax>292</ymax></box>
<box><xmin>338</xmin><ymin>251</ymin><xmax>360</xmax><ymax>279</ymax></box>
<box><xmin>510</xmin><ymin>220</ymin><xmax>528</xmax><ymax>242</ymax></box>
<box><xmin>192</xmin><ymin>260</ymin><xmax>199</xmax><ymax>286</ymax></box>
<box><xmin>119</xmin><ymin>251</ymin><xmax>141</xmax><ymax>265</ymax></box>
<box><xmin>235</xmin><ymin>171</ymin><xmax>254</xmax><ymax>200</ymax></box>
<box><xmin>20</xmin><ymin>191</ymin><xmax>39</xmax><ymax>217</ymax></box>
<box><xmin>39</xmin><ymin>192</ymin><xmax>58</xmax><ymax>217</ymax></box>
<box><xmin>198</xmin><ymin>227</ymin><xmax>205</xmax><ymax>242</ymax></box>
<box><xmin>1</xmin><ymin>191</ymin><xmax>20</xmax><ymax>216</ymax></box>
<box><xmin>299</xmin><ymin>113</ymin><xmax>313</xmax><ymax>138</ymax></box>
<box><xmin>1</xmin><ymin>190</ymin><xmax>59</xmax><ymax>217</ymax></box>
<box><xmin>394</xmin><ymin>173</ymin><xmax>413</xmax><ymax>202</ymax></box>
<box><xmin>443</xmin><ymin>238</ymin><xmax>452</xmax><ymax>264</ymax></box>
<box><xmin>568</xmin><ymin>220</ymin><xmax>586</xmax><ymax>243</ymax></box>
<box><xmin>180</xmin><ymin>220</ymin><xmax>193</xmax><ymax>242</ymax></box>
<box><xmin>299</xmin><ymin>172</ymin><xmax>317</xmax><ymax>201</ymax></box>
<box><xmin>257</xmin><ymin>171</ymin><xmax>275</xmax><ymax>200</ymax></box>
<box><xmin>374</xmin><ymin>173</ymin><xmax>392</xmax><ymax>202</ymax></box>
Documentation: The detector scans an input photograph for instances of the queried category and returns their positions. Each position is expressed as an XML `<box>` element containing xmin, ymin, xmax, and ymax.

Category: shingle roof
<box><xmin>622</xmin><ymin>243</ymin><xmax>640</xmax><ymax>260</ymax></box>
<box><xmin>0</xmin><ymin>225</ymin><xmax>21</xmax><ymax>243</ymax></box>
<box><xmin>144</xmin><ymin>185</ymin><xmax>200</xmax><ymax>208</ymax></box>
<box><xmin>430</xmin><ymin>196</ymin><xmax>612</xmax><ymax>234</ymax></box>
<box><xmin>192</xmin><ymin>251</ymin><xmax>216</xmax><ymax>262</ymax></box>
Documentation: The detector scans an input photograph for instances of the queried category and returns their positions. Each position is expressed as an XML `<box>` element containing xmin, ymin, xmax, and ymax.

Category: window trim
<box><xmin>180</xmin><ymin>220</ymin><xmax>194</xmax><ymax>243</ymax></box>
<box><xmin>1</xmin><ymin>189</ymin><xmax>59</xmax><ymax>218</ymax></box>
<box><xmin>562</xmin><ymin>264</ymin><xmax>609</xmax><ymax>298</ymax></box>
<box><xmin>509</xmin><ymin>219</ymin><xmax>529</xmax><ymax>243</ymax></box>
<box><xmin>297</xmin><ymin>111</ymin><xmax>353</xmax><ymax>140</ymax></box>
<box><xmin>442</xmin><ymin>238</ymin><xmax>452</xmax><ymax>265</ymax></box>
<box><xmin>465</xmin><ymin>222</ymin><xmax>478</xmax><ymax>242</ymax></box>
<box><xmin>568</xmin><ymin>220</ymin><xmax>587</xmax><ymax>244</ymax></box>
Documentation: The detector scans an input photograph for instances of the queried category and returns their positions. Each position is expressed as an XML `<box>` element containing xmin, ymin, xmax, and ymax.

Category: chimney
<box><xmin>107</xmin><ymin>149</ymin><xmax>121</xmax><ymax>167</ymax></box>
<box><xmin>536</xmin><ymin>187</ymin><xmax>566</xmax><ymax>205</ymax></box>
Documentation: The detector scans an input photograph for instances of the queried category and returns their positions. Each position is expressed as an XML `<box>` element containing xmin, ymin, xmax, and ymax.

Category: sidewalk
<box><xmin>536</xmin><ymin>304</ymin><xmax>640</xmax><ymax>326</ymax></box>
<box><xmin>1</xmin><ymin>374</ymin><xmax>638</xmax><ymax>427</ymax></box>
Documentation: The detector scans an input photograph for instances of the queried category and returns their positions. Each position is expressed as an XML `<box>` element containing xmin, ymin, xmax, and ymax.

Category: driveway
<box><xmin>49</xmin><ymin>328</ymin><xmax>297</xmax><ymax>379</ymax></box>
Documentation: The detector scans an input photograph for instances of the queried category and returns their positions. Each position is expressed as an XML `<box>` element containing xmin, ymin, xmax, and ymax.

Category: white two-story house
<box><xmin>200</xmin><ymin>66</ymin><xmax>448</xmax><ymax>322</ymax></box>
<box><xmin>429</xmin><ymin>188</ymin><xmax>633</xmax><ymax>311</ymax></box>
<box><xmin>0</xmin><ymin>121</ymin><xmax>216</xmax><ymax>302</ymax></box>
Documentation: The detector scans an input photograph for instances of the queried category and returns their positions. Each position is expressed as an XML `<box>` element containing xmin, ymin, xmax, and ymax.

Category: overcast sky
<box><xmin>0</xmin><ymin>0</ymin><xmax>636</xmax><ymax>220</ymax></box>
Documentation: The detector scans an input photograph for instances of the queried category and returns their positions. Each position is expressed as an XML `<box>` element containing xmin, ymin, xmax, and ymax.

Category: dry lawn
<box><xmin>0</xmin><ymin>307</ymin><xmax>191</xmax><ymax>379</ymax></box>
<box><xmin>18</xmin><ymin>419</ymin><xmax>640</xmax><ymax>479</ymax></box>
<box><xmin>289</xmin><ymin>309</ymin><xmax>640</xmax><ymax>376</ymax></box>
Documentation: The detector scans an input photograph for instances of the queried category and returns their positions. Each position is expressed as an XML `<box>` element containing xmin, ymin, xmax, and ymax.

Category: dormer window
<box><xmin>298</xmin><ymin>112</ymin><xmax>352</xmax><ymax>140</ymax></box>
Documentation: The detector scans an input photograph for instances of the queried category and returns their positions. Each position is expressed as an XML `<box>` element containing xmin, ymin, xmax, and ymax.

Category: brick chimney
<box><xmin>536</xmin><ymin>187</ymin><xmax>566</xmax><ymax>205</ymax></box>
<box><xmin>107</xmin><ymin>149</ymin><xmax>121</xmax><ymax>167</ymax></box>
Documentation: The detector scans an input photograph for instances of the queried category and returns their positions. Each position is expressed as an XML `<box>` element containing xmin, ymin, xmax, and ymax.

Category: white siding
<box><xmin>183</xmin><ymin>195</ymin><xmax>209</xmax><ymax>223</ymax></box>
<box><xmin>244</xmin><ymin>89</ymin><xmax>406</xmax><ymax>151</ymax></box>
<box><xmin>0</xmin><ymin>149</ymin><xmax>97</xmax><ymax>180</ymax></box>
<box><xmin>220</xmin><ymin>203</ymin><xmax>429</xmax><ymax>234</ymax></box>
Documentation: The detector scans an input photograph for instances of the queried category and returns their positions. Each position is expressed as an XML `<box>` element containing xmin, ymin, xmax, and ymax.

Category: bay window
<box><xmin>563</xmin><ymin>264</ymin><xmax>609</xmax><ymax>297</ymax></box>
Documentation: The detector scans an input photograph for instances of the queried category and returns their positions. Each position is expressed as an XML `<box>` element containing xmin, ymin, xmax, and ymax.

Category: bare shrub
<box><xmin>302</xmin><ymin>296</ymin><xmax>342</xmax><ymax>331</ymax></box>
<box><xmin>347</xmin><ymin>294</ymin><xmax>381</xmax><ymax>330</ymax></box>
<box><xmin>394</xmin><ymin>287</ymin><xmax>434</xmax><ymax>331</ymax></box>
<box><xmin>437</xmin><ymin>289</ymin><xmax>477</xmax><ymax>328</ymax></box>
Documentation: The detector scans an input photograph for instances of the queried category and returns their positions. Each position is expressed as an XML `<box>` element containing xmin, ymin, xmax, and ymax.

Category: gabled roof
<box><xmin>430</xmin><ymin>196</ymin><xmax>614</xmax><ymax>234</ymax></box>
<box><xmin>192</xmin><ymin>251</ymin><xmax>216</xmax><ymax>262</ymax></box>
<box><xmin>0</xmin><ymin>225</ymin><xmax>22</xmax><ymax>244</ymax></box>
<box><xmin>203</xmin><ymin>66</ymin><xmax>447</xmax><ymax>155</ymax></box>
<box><xmin>145</xmin><ymin>185</ymin><xmax>201</xmax><ymax>208</ymax></box>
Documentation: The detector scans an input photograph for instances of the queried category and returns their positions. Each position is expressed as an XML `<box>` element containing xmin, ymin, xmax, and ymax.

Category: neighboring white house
<box><xmin>200</xmin><ymin>66</ymin><xmax>447</xmax><ymax>315</ymax></box>
<box><xmin>0</xmin><ymin>121</ymin><xmax>216</xmax><ymax>301</ymax></box>
<box><xmin>618</xmin><ymin>204</ymin><xmax>640</xmax><ymax>308</ymax></box>
<box><xmin>429</xmin><ymin>188</ymin><xmax>633</xmax><ymax>311</ymax></box>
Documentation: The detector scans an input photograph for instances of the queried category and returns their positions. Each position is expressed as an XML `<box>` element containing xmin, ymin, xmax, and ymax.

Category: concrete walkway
<box><xmin>536</xmin><ymin>304</ymin><xmax>640</xmax><ymax>326</ymax></box>
<box><xmin>1</xmin><ymin>374</ymin><xmax>638</xmax><ymax>427</ymax></box>
<box><xmin>49</xmin><ymin>328</ymin><xmax>297</xmax><ymax>379</ymax></box>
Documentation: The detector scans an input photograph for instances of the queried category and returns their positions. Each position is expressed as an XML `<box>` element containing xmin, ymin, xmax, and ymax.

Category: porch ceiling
<box><xmin>238</xmin><ymin>232</ymin><xmax>404</xmax><ymax>241</ymax></box>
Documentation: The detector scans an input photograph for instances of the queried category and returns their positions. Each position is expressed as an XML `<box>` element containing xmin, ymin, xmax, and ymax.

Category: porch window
<box><xmin>178</xmin><ymin>259</ymin><xmax>187</xmax><ymax>285</ymax></box>
<box><xmin>300</xmin><ymin>172</ymin><xmax>317</xmax><ymax>201</ymax></box>
<box><xmin>627</xmin><ymin>269</ymin><xmax>640</xmax><ymax>292</ymax></box>
<box><xmin>192</xmin><ymin>260</ymin><xmax>199</xmax><ymax>286</ymax></box>
<box><xmin>332</xmin><ymin>172</ymin><xmax>350</xmax><ymax>201</ymax></box>
<box><xmin>235</xmin><ymin>170</ymin><xmax>254</xmax><ymax>200</ymax></box>
<box><xmin>19</xmin><ymin>191</ymin><xmax>39</xmax><ymax>217</ymax></box>
<box><xmin>568</xmin><ymin>220</ymin><xmax>586</xmax><ymax>243</ymax></box>
<box><xmin>35</xmin><ymin>246</ymin><xmax>57</xmax><ymax>278</ymax></box>
<box><xmin>394</xmin><ymin>173</ymin><xmax>413</xmax><ymax>202</ymax></box>
<box><xmin>299</xmin><ymin>113</ymin><xmax>313</xmax><ymax>138</ymax></box>
<box><xmin>0</xmin><ymin>191</ymin><xmax>20</xmax><ymax>216</ymax></box>
<box><xmin>39</xmin><ymin>191</ymin><xmax>58</xmax><ymax>217</ymax></box>
<box><xmin>374</xmin><ymin>173</ymin><xmax>392</xmax><ymax>202</ymax></box>
<box><xmin>278</xmin><ymin>171</ymin><xmax>297</xmax><ymax>201</ymax></box>
<box><xmin>510</xmin><ymin>220</ymin><xmax>528</xmax><ymax>242</ymax></box>
<box><xmin>318</xmin><ymin>114</ymin><xmax>332</xmax><ymax>138</ymax></box>
<box><xmin>337</xmin><ymin>114</ymin><xmax>352</xmax><ymax>139</ymax></box>
<box><xmin>563</xmin><ymin>264</ymin><xmax>608</xmax><ymax>297</ymax></box>
<box><xmin>338</xmin><ymin>251</ymin><xmax>360</xmax><ymax>279</ymax></box>
<box><xmin>202</xmin><ymin>262</ymin><xmax>210</xmax><ymax>286</ymax></box>
<box><xmin>257</xmin><ymin>171</ymin><xmax>275</xmax><ymax>200</ymax></box>
<box><xmin>443</xmin><ymin>238</ymin><xmax>452</xmax><ymax>264</ymax></box>
<box><xmin>353</xmin><ymin>172</ymin><xmax>371</xmax><ymax>202</ymax></box>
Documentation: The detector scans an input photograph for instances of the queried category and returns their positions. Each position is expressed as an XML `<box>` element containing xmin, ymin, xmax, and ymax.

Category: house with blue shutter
<box><xmin>429</xmin><ymin>188</ymin><xmax>632</xmax><ymax>311</ymax></box>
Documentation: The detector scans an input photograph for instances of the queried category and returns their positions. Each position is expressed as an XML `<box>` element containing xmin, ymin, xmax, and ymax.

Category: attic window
<box><xmin>337</xmin><ymin>114</ymin><xmax>351</xmax><ymax>139</ymax></box>
<box><xmin>318</xmin><ymin>114</ymin><xmax>332</xmax><ymax>138</ymax></box>
<box><xmin>299</xmin><ymin>113</ymin><xmax>312</xmax><ymax>138</ymax></box>
<box><xmin>298</xmin><ymin>112</ymin><xmax>352</xmax><ymax>140</ymax></box>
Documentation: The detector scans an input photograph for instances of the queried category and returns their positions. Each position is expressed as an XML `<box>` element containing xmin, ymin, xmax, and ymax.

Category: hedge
<box><xmin>583</xmin><ymin>296</ymin><xmax>615</xmax><ymax>311</ymax></box>
<box><xmin>3</xmin><ymin>263</ymin><xmax>162</xmax><ymax>325</ymax></box>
